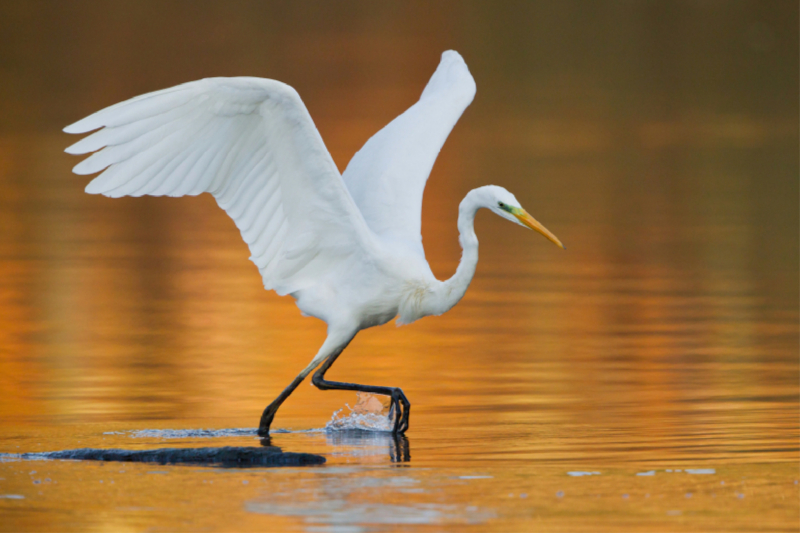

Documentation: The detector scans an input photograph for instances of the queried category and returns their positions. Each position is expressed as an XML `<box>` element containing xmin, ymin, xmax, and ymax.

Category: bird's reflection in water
<box><xmin>326</xmin><ymin>430</ymin><xmax>411</xmax><ymax>463</ymax></box>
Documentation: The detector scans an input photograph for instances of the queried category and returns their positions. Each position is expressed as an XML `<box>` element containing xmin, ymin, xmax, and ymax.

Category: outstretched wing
<box><xmin>65</xmin><ymin>77</ymin><xmax>377</xmax><ymax>297</ymax></box>
<box><xmin>341</xmin><ymin>50</ymin><xmax>476</xmax><ymax>257</ymax></box>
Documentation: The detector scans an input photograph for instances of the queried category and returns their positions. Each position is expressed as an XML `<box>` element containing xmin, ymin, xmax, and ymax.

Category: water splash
<box><xmin>324</xmin><ymin>392</ymin><xmax>394</xmax><ymax>432</ymax></box>
<box><xmin>326</xmin><ymin>407</ymin><xmax>393</xmax><ymax>432</ymax></box>
<box><xmin>325</xmin><ymin>395</ymin><xmax>396</xmax><ymax>434</ymax></box>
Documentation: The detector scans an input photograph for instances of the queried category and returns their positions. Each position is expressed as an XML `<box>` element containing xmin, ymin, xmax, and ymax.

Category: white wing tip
<box><xmin>421</xmin><ymin>50</ymin><xmax>475</xmax><ymax>101</ymax></box>
<box><xmin>72</xmin><ymin>159</ymin><xmax>105</xmax><ymax>176</ymax></box>
<box><xmin>84</xmin><ymin>180</ymin><xmax>103</xmax><ymax>194</ymax></box>
<box><xmin>64</xmin><ymin>119</ymin><xmax>101</xmax><ymax>135</ymax></box>
<box><xmin>85</xmin><ymin>177</ymin><xmax>117</xmax><ymax>195</ymax></box>
<box><xmin>64</xmin><ymin>138</ymin><xmax>89</xmax><ymax>155</ymax></box>
<box><xmin>441</xmin><ymin>50</ymin><xmax>465</xmax><ymax>63</ymax></box>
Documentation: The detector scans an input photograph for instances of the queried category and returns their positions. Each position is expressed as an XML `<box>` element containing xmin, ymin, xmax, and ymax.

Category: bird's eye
<box><xmin>498</xmin><ymin>202</ymin><xmax>505</xmax><ymax>208</ymax></box>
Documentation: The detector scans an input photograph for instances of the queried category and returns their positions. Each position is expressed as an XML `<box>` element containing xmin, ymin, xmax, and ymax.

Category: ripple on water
<box><xmin>128</xmin><ymin>428</ymin><xmax>259</xmax><ymax>439</ymax></box>
<box><xmin>245</xmin><ymin>472</ymin><xmax>495</xmax><ymax>528</ymax></box>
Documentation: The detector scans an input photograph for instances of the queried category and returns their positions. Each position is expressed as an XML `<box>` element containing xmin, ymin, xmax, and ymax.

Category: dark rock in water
<box><xmin>18</xmin><ymin>446</ymin><xmax>325</xmax><ymax>467</ymax></box>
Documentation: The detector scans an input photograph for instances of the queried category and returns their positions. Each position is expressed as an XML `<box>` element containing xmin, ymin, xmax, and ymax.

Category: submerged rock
<box><xmin>14</xmin><ymin>446</ymin><xmax>325</xmax><ymax>467</ymax></box>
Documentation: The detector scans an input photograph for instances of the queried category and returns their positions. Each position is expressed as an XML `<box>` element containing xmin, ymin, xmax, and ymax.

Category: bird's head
<box><xmin>478</xmin><ymin>185</ymin><xmax>565</xmax><ymax>249</ymax></box>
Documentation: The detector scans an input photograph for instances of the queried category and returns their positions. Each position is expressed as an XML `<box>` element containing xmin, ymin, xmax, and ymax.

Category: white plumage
<box><xmin>65</xmin><ymin>50</ymin><xmax>564</xmax><ymax>435</ymax></box>
<box><xmin>342</xmin><ymin>51</ymin><xmax>476</xmax><ymax>257</ymax></box>
<box><xmin>66</xmin><ymin>76</ymin><xmax>373</xmax><ymax>299</ymax></box>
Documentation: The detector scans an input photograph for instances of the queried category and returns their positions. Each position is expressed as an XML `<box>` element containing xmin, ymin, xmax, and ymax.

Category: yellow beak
<box><xmin>513</xmin><ymin>209</ymin><xmax>565</xmax><ymax>249</ymax></box>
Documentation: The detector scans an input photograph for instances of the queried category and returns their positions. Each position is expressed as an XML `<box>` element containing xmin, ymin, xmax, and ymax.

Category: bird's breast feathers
<box><xmin>396</xmin><ymin>281</ymin><xmax>435</xmax><ymax>326</ymax></box>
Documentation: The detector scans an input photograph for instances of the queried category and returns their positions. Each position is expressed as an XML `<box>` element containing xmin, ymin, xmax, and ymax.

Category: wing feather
<box><xmin>250</xmin><ymin>209</ymin><xmax>284</xmax><ymax>258</ymax></box>
<box><xmin>65</xmin><ymin>100</ymin><xmax>201</xmax><ymax>155</ymax></box>
<box><xmin>237</xmin><ymin>161</ymin><xmax>277</xmax><ymax>228</ymax></box>
<box><xmin>254</xmin><ymin>216</ymin><xmax>288</xmax><ymax>271</ymax></box>
<box><xmin>66</xmin><ymin>77</ymin><xmax>376</xmax><ymax>297</ymax></box>
<box><xmin>341</xmin><ymin>50</ymin><xmax>475</xmax><ymax>257</ymax></box>
<box><xmin>64</xmin><ymin>86</ymin><xmax>198</xmax><ymax>133</ymax></box>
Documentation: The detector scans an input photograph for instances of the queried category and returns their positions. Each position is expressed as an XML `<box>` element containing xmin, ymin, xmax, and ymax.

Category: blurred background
<box><xmin>0</xmin><ymin>0</ymin><xmax>797</xmax><ymax>463</ymax></box>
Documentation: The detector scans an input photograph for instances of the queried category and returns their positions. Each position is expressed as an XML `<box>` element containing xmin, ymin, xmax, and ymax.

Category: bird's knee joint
<box><xmin>311</xmin><ymin>371</ymin><xmax>326</xmax><ymax>389</ymax></box>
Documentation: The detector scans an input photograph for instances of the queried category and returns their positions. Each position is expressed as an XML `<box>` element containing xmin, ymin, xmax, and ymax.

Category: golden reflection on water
<box><xmin>0</xmin><ymin>1</ymin><xmax>798</xmax><ymax>531</ymax></box>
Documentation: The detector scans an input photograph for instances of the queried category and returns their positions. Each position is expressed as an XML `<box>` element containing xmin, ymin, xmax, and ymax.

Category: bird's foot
<box><xmin>389</xmin><ymin>388</ymin><xmax>410</xmax><ymax>434</ymax></box>
<box><xmin>258</xmin><ymin>405</ymin><xmax>277</xmax><ymax>437</ymax></box>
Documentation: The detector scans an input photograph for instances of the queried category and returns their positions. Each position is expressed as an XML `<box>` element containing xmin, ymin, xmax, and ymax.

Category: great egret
<box><xmin>65</xmin><ymin>50</ymin><xmax>564</xmax><ymax>435</ymax></box>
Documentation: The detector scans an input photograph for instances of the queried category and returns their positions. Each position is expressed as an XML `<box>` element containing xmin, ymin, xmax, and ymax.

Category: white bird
<box><xmin>64</xmin><ymin>50</ymin><xmax>564</xmax><ymax>435</ymax></box>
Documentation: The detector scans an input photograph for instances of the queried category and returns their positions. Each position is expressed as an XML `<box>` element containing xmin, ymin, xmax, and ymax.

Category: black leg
<box><xmin>311</xmin><ymin>350</ymin><xmax>410</xmax><ymax>434</ymax></box>
<box><xmin>257</xmin><ymin>374</ymin><xmax>305</xmax><ymax>436</ymax></box>
<box><xmin>257</xmin><ymin>329</ymin><xmax>359</xmax><ymax>437</ymax></box>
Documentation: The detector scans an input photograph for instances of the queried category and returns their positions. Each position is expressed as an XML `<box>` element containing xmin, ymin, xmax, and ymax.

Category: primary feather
<box><xmin>342</xmin><ymin>50</ymin><xmax>476</xmax><ymax>258</ymax></box>
<box><xmin>65</xmin><ymin>76</ymin><xmax>376</xmax><ymax>297</ymax></box>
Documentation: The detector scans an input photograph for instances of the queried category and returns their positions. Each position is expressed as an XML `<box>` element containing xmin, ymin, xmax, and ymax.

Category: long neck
<box><xmin>428</xmin><ymin>191</ymin><xmax>481</xmax><ymax>316</ymax></box>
